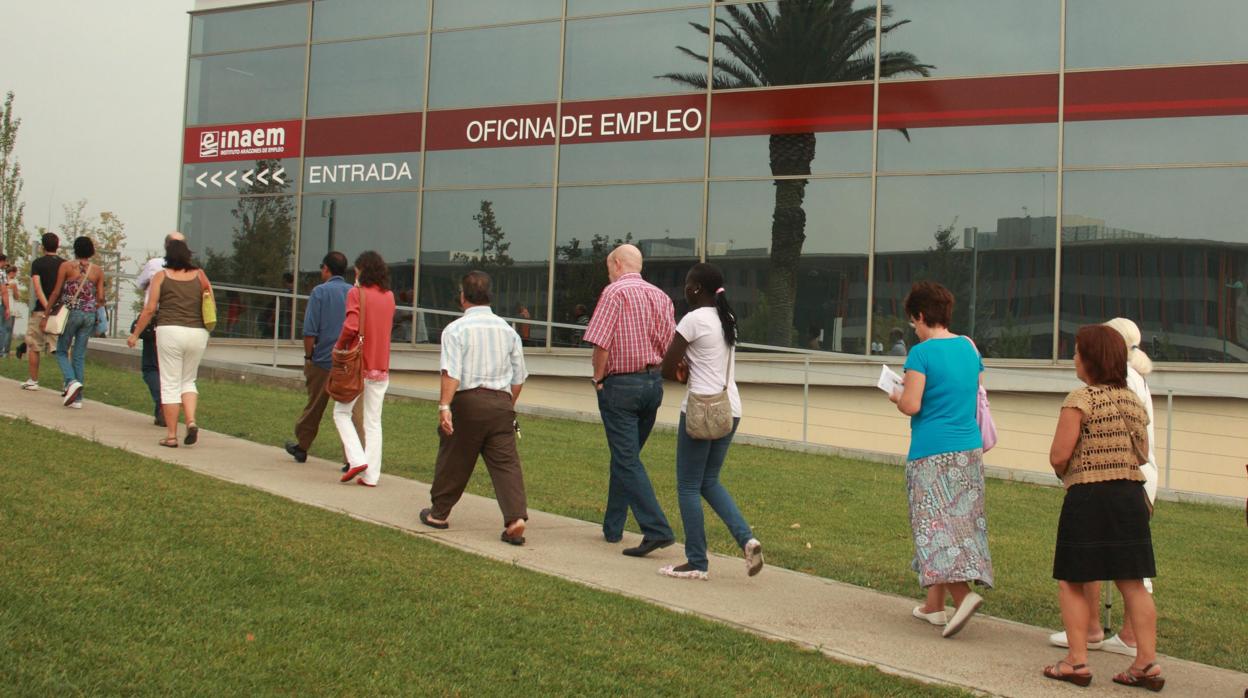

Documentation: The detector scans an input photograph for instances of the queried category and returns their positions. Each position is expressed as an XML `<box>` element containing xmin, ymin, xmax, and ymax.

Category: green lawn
<box><xmin>4</xmin><ymin>356</ymin><xmax>1245</xmax><ymax>672</ymax></box>
<box><xmin>0</xmin><ymin>417</ymin><xmax>964</xmax><ymax>697</ymax></box>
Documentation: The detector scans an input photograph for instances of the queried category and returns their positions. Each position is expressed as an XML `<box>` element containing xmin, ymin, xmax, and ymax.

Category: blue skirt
<box><xmin>906</xmin><ymin>448</ymin><xmax>995</xmax><ymax>588</ymax></box>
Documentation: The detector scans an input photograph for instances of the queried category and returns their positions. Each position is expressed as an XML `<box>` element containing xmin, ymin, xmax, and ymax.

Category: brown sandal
<box><xmin>1113</xmin><ymin>662</ymin><xmax>1165</xmax><ymax>692</ymax></box>
<box><xmin>1043</xmin><ymin>659</ymin><xmax>1092</xmax><ymax>687</ymax></box>
<box><xmin>158</xmin><ymin>438</ymin><xmax>179</xmax><ymax>448</ymax></box>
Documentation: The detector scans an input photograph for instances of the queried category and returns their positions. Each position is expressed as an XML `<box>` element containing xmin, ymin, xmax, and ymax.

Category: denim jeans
<box><xmin>141</xmin><ymin>332</ymin><xmax>161</xmax><ymax>414</ymax></box>
<box><xmin>0</xmin><ymin>314</ymin><xmax>13</xmax><ymax>356</ymax></box>
<box><xmin>596</xmin><ymin>369</ymin><xmax>673</xmax><ymax>542</ymax></box>
<box><xmin>55</xmin><ymin>309</ymin><xmax>95</xmax><ymax>400</ymax></box>
<box><xmin>676</xmin><ymin>414</ymin><xmax>751</xmax><ymax>571</ymax></box>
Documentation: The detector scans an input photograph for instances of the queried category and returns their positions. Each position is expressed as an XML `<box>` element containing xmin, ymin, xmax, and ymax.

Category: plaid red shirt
<box><xmin>583</xmin><ymin>272</ymin><xmax>675</xmax><ymax>376</ymax></box>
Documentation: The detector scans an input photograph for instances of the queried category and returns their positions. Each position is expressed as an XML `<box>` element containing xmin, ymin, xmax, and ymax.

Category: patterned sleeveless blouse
<box><xmin>63</xmin><ymin>262</ymin><xmax>98</xmax><ymax>313</ymax></box>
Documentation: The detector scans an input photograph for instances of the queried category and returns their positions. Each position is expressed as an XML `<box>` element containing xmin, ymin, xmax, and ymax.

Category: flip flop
<box><xmin>419</xmin><ymin>508</ymin><xmax>449</xmax><ymax>530</ymax></box>
<box><xmin>184</xmin><ymin>424</ymin><xmax>199</xmax><ymax>446</ymax></box>
<box><xmin>158</xmin><ymin>438</ymin><xmax>179</xmax><ymax>448</ymax></box>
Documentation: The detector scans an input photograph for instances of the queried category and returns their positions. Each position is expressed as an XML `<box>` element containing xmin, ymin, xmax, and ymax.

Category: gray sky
<box><xmin>1</xmin><ymin>0</ymin><xmax>192</xmax><ymax>266</ymax></box>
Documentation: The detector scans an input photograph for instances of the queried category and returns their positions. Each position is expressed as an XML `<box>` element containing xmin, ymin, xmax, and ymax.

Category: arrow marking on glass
<box><xmin>224</xmin><ymin>170</ymin><xmax>236</xmax><ymax>187</ymax></box>
<box><xmin>196</xmin><ymin>172</ymin><xmax>208</xmax><ymax>187</ymax></box>
<box><xmin>242</xmin><ymin>169</ymin><xmax>253</xmax><ymax>185</ymax></box>
<box><xmin>210</xmin><ymin>171</ymin><xmax>222</xmax><ymax>187</ymax></box>
<box><xmin>272</xmin><ymin>167</ymin><xmax>285</xmax><ymax>185</ymax></box>
<box><xmin>257</xmin><ymin>168</ymin><xmax>269</xmax><ymax>185</ymax></box>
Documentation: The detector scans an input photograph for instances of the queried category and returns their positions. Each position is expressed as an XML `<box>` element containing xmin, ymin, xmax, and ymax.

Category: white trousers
<box><xmin>335</xmin><ymin>377</ymin><xmax>388</xmax><ymax>485</ymax></box>
<box><xmin>155</xmin><ymin>325</ymin><xmax>209</xmax><ymax>405</ymax></box>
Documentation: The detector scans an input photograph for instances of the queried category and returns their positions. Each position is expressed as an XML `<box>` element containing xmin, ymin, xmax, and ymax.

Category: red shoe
<box><xmin>357</xmin><ymin>479</ymin><xmax>376</xmax><ymax>488</ymax></box>
<box><xmin>341</xmin><ymin>464</ymin><xmax>367</xmax><ymax>483</ymax></box>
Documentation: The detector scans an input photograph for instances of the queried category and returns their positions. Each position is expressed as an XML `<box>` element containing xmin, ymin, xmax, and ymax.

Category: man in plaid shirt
<box><xmin>584</xmin><ymin>244</ymin><xmax>677</xmax><ymax>557</ymax></box>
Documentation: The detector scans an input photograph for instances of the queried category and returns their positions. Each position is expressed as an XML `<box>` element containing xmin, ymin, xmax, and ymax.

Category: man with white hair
<box><xmin>134</xmin><ymin>232</ymin><xmax>185</xmax><ymax>426</ymax></box>
<box><xmin>583</xmin><ymin>244</ymin><xmax>677</xmax><ymax>557</ymax></box>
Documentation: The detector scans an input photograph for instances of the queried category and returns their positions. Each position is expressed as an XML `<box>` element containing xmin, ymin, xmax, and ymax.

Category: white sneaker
<box><xmin>743</xmin><ymin>538</ymin><xmax>764</xmax><ymax>577</ymax></box>
<box><xmin>63</xmin><ymin>380</ymin><xmax>83</xmax><ymax>406</ymax></box>
<box><xmin>69</xmin><ymin>402</ymin><xmax>82</xmax><ymax>409</ymax></box>
<box><xmin>20</xmin><ymin>379</ymin><xmax>38</xmax><ymax>391</ymax></box>
<box><xmin>912</xmin><ymin>605</ymin><xmax>947</xmax><ymax>626</ymax></box>
<box><xmin>658</xmin><ymin>564</ymin><xmax>709</xmax><ymax>581</ymax></box>
<box><xmin>1048</xmin><ymin>630</ymin><xmax>1105</xmax><ymax>650</ymax></box>
<box><xmin>1101</xmin><ymin>633</ymin><xmax>1138</xmax><ymax>657</ymax></box>
<box><xmin>942</xmin><ymin>592</ymin><xmax>983</xmax><ymax>638</ymax></box>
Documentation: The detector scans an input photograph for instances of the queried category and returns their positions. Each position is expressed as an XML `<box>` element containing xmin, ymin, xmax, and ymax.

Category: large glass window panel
<box><xmin>312</xmin><ymin>0</ymin><xmax>426</xmax><ymax>41</ymax></box>
<box><xmin>428</xmin><ymin>23</ymin><xmax>561</xmax><ymax>108</ymax></box>
<box><xmin>873</xmin><ymin>173</ymin><xmax>1057</xmax><ymax>358</ymax></box>
<box><xmin>559</xmin><ymin>139</ymin><xmax>705</xmax><ymax>183</ymax></box>
<box><xmin>181</xmin><ymin>195</ymin><xmax>296</xmax><ymax>292</ymax></box>
<box><xmin>1060</xmin><ymin>168</ymin><xmax>1248</xmax><ymax>363</ymax></box>
<box><xmin>553</xmin><ymin>183</ymin><xmax>702</xmax><ymax>343</ymax></box>
<box><xmin>711</xmin><ymin>129</ymin><xmax>872</xmax><ymax>177</ymax></box>
<box><xmin>187</xmin><ymin>47</ymin><xmax>306</xmax><ymax>126</ymax></box>
<box><xmin>424</xmin><ymin>146</ymin><xmax>553</xmax><ymax>188</ymax></box>
<box><xmin>1066</xmin><ymin>0</ymin><xmax>1248</xmax><ymax>69</ymax></box>
<box><xmin>182</xmin><ymin>157</ymin><xmax>300</xmax><ymax>199</ymax></box>
<box><xmin>308</xmin><ymin>36</ymin><xmax>424</xmax><ymax>117</ymax></box>
<box><xmin>882</xmin><ymin>0</ymin><xmax>1059</xmax><ymax>79</ymax></box>
<box><xmin>878</xmin><ymin>124</ymin><xmax>1058</xmax><ymax>172</ymax></box>
<box><xmin>569</xmin><ymin>0</ymin><xmax>707</xmax><ymax>15</ymax></box>
<box><xmin>710</xmin><ymin>1</ymin><xmax>881</xmax><ymax>88</ymax></box>
<box><xmin>419</xmin><ymin>188</ymin><xmax>553</xmax><ymax>343</ymax></box>
<box><xmin>707</xmin><ymin>178</ymin><xmax>871</xmax><ymax>353</ymax></box>
<box><xmin>1065</xmin><ymin>116</ymin><xmax>1248</xmax><ymax>168</ymax></box>
<box><xmin>563</xmin><ymin>9</ymin><xmax>708</xmax><ymax>100</ymax></box>
<box><xmin>432</xmin><ymin>1</ymin><xmax>562</xmax><ymax>29</ymax></box>
<box><xmin>298</xmin><ymin>192</ymin><xmax>418</xmax><ymax>340</ymax></box>
<box><xmin>191</xmin><ymin>4</ymin><xmax>308</xmax><ymax>55</ymax></box>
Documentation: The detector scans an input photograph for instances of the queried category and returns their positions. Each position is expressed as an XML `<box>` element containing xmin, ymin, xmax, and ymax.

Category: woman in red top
<box><xmin>336</xmin><ymin>251</ymin><xmax>396</xmax><ymax>487</ymax></box>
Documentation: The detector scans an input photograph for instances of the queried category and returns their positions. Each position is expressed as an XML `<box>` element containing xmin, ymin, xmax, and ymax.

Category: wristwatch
<box><xmin>304</xmin><ymin>354</ymin><xmax>312</xmax><ymax>361</ymax></box>
<box><xmin>438</xmin><ymin>404</ymin><xmax>451</xmax><ymax>412</ymax></box>
<box><xmin>590</xmin><ymin>377</ymin><xmax>604</xmax><ymax>388</ymax></box>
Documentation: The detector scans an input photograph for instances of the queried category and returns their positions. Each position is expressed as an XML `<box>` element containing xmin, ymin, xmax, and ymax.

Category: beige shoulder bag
<box><xmin>684</xmin><ymin>344</ymin><xmax>734</xmax><ymax>440</ymax></box>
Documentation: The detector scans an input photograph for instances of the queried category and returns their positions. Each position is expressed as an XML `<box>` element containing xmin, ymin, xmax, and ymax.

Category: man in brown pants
<box><xmin>419</xmin><ymin>271</ymin><xmax>529</xmax><ymax>545</ymax></box>
<box><xmin>285</xmin><ymin>251</ymin><xmax>361</xmax><ymax>467</ymax></box>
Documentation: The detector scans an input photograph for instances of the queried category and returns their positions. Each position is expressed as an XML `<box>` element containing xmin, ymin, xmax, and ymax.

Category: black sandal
<box><xmin>1043</xmin><ymin>659</ymin><xmax>1092</xmax><ymax>688</ymax></box>
<box><xmin>1113</xmin><ymin>662</ymin><xmax>1165</xmax><ymax>692</ymax></box>
<box><xmin>419</xmin><ymin>508</ymin><xmax>449</xmax><ymax>530</ymax></box>
<box><xmin>184</xmin><ymin>423</ymin><xmax>199</xmax><ymax>446</ymax></box>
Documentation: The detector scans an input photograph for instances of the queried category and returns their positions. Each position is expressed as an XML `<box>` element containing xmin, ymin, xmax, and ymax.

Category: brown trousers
<box><xmin>295</xmin><ymin>361</ymin><xmax>363</xmax><ymax>456</ymax></box>
<box><xmin>430</xmin><ymin>388</ymin><xmax>527</xmax><ymax>525</ymax></box>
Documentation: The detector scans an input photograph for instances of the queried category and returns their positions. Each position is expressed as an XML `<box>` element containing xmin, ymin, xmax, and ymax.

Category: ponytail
<box><xmin>713</xmin><ymin>287</ymin><xmax>738</xmax><ymax>347</ymax></box>
<box><xmin>688</xmin><ymin>262</ymin><xmax>736</xmax><ymax>347</ymax></box>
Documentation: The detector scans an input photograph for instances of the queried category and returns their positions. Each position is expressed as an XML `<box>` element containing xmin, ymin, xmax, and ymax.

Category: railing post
<box><xmin>272</xmin><ymin>295</ymin><xmax>280</xmax><ymax>368</ymax></box>
<box><xmin>802</xmin><ymin>355</ymin><xmax>810</xmax><ymax>443</ymax></box>
<box><xmin>1165</xmin><ymin>389</ymin><xmax>1173</xmax><ymax>490</ymax></box>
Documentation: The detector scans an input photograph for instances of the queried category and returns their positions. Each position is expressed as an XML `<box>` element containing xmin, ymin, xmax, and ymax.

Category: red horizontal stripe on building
<box><xmin>425</xmin><ymin>103</ymin><xmax>557</xmax><ymax>151</ymax></box>
<box><xmin>1066</xmin><ymin>63</ymin><xmax>1248</xmax><ymax>121</ymax></box>
<box><xmin>304</xmin><ymin>112</ymin><xmax>423</xmax><ymax>157</ymax></box>
<box><xmin>183</xmin><ymin>119</ymin><xmax>301</xmax><ymax>164</ymax></box>
<box><xmin>711</xmin><ymin>83</ymin><xmax>873</xmax><ymax>136</ymax></box>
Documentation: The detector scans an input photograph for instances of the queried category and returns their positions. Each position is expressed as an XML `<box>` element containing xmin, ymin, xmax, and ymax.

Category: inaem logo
<box><xmin>199</xmin><ymin>131</ymin><xmax>219</xmax><ymax>158</ymax></box>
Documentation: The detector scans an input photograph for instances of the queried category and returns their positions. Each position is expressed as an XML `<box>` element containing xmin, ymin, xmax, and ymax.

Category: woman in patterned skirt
<box><xmin>1043</xmin><ymin>324</ymin><xmax>1162</xmax><ymax>690</ymax></box>
<box><xmin>889</xmin><ymin>281</ymin><xmax>994</xmax><ymax>639</ymax></box>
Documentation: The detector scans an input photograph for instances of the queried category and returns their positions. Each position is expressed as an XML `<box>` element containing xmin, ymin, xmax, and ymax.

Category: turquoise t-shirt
<box><xmin>902</xmin><ymin>336</ymin><xmax>984</xmax><ymax>460</ymax></box>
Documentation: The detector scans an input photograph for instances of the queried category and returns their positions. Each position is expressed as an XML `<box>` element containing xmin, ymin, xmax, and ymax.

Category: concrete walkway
<box><xmin>4</xmin><ymin>378</ymin><xmax>1244</xmax><ymax>697</ymax></box>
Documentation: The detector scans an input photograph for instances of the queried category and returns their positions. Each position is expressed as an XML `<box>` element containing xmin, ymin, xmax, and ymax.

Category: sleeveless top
<box><xmin>158</xmin><ymin>274</ymin><xmax>206</xmax><ymax>329</ymax></box>
<box><xmin>63</xmin><ymin>262</ymin><xmax>98</xmax><ymax>313</ymax></box>
<box><xmin>1059</xmin><ymin>385</ymin><xmax>1149</xmax><ymax>489</ymax></box>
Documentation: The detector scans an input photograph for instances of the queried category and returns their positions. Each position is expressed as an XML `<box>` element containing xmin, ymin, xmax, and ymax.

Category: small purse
<box><xmin>685</xmin><ymin>346</ymin><xmax>734</xmax><ymax>441</ymax></box>
<box><xmin>326</xmin><ymin>285</ymin><xmax>367</xmax><ymax>403</ymax></box>
<box><xmin>964</xmin><ymin>336</ymin><xmax>998</xmax><ymax>452</ymax></box>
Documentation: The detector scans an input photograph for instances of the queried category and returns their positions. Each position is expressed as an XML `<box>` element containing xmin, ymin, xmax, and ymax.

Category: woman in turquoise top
<box><xmin>889</xmin><ymin>281</ymin><xmax>994</xmax><ymax>640</ymax></box>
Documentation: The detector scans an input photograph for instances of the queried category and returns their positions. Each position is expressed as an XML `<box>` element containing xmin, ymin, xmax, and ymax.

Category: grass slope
<box><xmin>3</xmin><ymin>356</ymin><xmax>1244</xmax><ymax>672</ymax></box>
<box><xmin>0</xmin><ymin>417</ymin><xmax>965</xmax><ymax>696</ymax></box>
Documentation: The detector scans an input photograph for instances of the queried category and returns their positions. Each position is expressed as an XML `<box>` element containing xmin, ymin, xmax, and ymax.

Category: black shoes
<box><xmin>154</xmin><ymin>412</ymin><xmax>166</xmax><ymax>428</ymax></box>
<box><xmin>284</xmin><ymin>441</ymin><xmax>308</xmax><ymax>463</ymax></box>
<box><xmin>622</xmin><ymin>538</ymin><xmax>675</xmax><ymax>557</ymax></box>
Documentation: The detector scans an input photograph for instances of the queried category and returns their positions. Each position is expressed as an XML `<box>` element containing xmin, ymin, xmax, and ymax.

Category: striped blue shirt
<box><xmin>440</xmin><ymin>305</ymin><xmax>528</xmax><ymax>391</ymax></box>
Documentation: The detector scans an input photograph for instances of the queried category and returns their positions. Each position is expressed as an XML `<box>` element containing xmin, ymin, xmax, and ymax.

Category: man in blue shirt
<box><xmin>286</xmin><ymin>252</ymin><xmax>361</xmax><ymax>464</ymax></box>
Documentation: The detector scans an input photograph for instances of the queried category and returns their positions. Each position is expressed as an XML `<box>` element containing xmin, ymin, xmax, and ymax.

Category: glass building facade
<box><xmin>182</xmin><ymin>0</ymin><xmax>1248</xmax><ymax>364</ymax></box>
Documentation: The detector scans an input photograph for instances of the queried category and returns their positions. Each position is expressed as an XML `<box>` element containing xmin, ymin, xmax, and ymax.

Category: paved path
<box><xmin>4</xmin><ymin>378</ymin><xmax>1243</xmax><ymax>697</ymax></box>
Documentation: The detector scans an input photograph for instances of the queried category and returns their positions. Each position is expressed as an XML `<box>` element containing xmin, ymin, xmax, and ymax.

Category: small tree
<box><xmin>0</xmin><ymin>91</ymin><xmax>29</xmax><ymax>270</ymax></box>
<box><xmin>472</xmin><ymin>200</ymin><xmax>512</xmax><ymax>268</ymax></box>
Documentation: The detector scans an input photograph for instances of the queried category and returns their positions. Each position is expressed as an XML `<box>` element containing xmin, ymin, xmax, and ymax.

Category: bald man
<box><xmin>134</xmin><ymin>232</ymin><xmax>186</xmax><ymax>426</ymax></box>
<box><xmin>583</xmin><ymin>244</ymin><xmax>677</xmax><ymax>557</ymax></box>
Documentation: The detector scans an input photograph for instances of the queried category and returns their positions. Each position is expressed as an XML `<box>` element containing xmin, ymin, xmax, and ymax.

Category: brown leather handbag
<box><xmin>326</xmin><ymin>285</ymin><xmax>367</xmax><ymax>403</ymax></box>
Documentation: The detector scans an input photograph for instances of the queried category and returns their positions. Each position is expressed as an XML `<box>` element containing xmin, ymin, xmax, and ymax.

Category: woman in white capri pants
<box><xmin>128</xmin><ymin>239</ymin><xmax>211</xmax><ymax>448</ymax></box>
<box><xmin>336</xmin><ymin>251</ymin><xmax>395</xmax><ymax>487</ymax></box>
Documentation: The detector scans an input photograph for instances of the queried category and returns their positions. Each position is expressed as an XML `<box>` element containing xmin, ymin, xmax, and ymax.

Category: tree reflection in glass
<box><xmin>661</xmin><ymin>0</ymin><xmax>931</xmax><ymax>346</ymax></box>
<box><xmin>203</xmin><ymin>157</ymin><xmax>295</xmax><ymax>289</ymax></box>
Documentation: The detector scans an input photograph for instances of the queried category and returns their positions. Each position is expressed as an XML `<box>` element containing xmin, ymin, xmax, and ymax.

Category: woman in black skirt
<box><xmin>1044</xmin><ymin>324</ymin><xmax>1163</xmax><ymax>691</ymax></box>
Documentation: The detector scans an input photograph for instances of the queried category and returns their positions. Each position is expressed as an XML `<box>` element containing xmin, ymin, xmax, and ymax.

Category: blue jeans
<box><xmin>597</xmin><ymin>369</ymin><xmax>673</xmax><ymax>542</ymax></box>
<box><xmin>55</xmin><ymin>309</ymin><xmax>94</xmax><ymax>399</ymax></box>
<box><xmin>676</xmin><ymin>415</ymin><xmax>751</xmax><ymax>571</ymax></box>
<box><xmin>141</xmin><ymin>332</ymin><xmax>161</xmax><ymax>414</ymax></box>
<box><xmin>0</xmin><ymin>315</ymin><xmax>13</xmax><ymax>356</ymax></box>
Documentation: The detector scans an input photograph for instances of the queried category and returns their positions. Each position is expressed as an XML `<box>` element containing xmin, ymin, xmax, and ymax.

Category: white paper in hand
<box><xmin>877</xmin><ymin>364</ymin><xmax>904</xmax><ymax>395</ymax></box>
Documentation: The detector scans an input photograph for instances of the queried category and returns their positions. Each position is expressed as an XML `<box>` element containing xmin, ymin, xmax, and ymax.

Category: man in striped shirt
<box><xmin>584</xmin><ymin>244</ymin><xmax>677</xmax><ymax>557</ymax></box>
<box><xmin>419</xmin><ymin>271</ymin><xmax>530</xmax><ymax>546</ymax></box>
